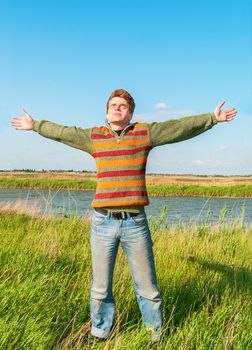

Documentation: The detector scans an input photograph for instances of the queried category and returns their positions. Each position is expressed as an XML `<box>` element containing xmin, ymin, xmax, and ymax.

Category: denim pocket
<box><xmin>93</xmin><ymin>212</ymin><xmax>107</xmax><ymax>225</ymax></box>
<box><xmin>131</xmin><ymin>211</ymin><xmax>146</xmax><ymax>225</ymax></box>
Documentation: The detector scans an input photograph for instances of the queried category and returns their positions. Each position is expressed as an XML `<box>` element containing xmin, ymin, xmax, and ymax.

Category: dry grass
<box><xmin>0</xmin><ymin>171</ymin><xmax>97</xmax><ymax>181</ymax></box>
<box><xmin>147</xmin><ymin>175</ymin><xmax>252</xmax><ymax>186</ymax></box>
<box><xmin>0</xmin><ymin>199</ymin><xmax>54</xmax><ymax>218</ymax></box>
<box><xmin>1</xmin><ymin>171</ymin><xmax>252</xmax><ymax>187</ymax></box>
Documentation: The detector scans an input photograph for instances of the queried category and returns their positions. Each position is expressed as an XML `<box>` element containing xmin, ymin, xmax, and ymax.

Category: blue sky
<box><xmin>1</xmin><ymin>0</ymin><xmax>252</xmax><ymax>174</ymax></box>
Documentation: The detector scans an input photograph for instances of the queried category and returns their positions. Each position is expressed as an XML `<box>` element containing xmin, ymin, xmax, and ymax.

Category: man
<box><xmin>11</xmin><ymin>89</ymin><xmax>237</xmax><ymax>342</ymax></box>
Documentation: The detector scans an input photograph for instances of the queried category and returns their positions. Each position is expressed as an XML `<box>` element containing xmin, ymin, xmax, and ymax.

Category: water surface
<box><xmin>0</xmin><ymin>189</ymin><xmax>252</xmax><ymax>225</ymax></box>
<box><xmin>1</xmin><ymin>188</ymin><xmax>251</xmax><ymax>226</ymax></box>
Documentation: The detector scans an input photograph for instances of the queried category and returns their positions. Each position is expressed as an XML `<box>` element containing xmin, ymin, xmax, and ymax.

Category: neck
<box><xmin>107</xmin><ymin>121</ymin><xmax>130</xmax><ymax>131</ymax></box>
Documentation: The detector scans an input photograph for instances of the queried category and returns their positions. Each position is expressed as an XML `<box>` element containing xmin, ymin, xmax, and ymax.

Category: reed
<box><xmin>147</xmin><ymin>184</ymin><xmax>252</xmax><ymax>198</ymax></box>
<box><xmin>0</xmin><ymin>207</ymin><xmax>251</xmax><ymax>349</ymax></box>
<box><xmin>0</xmin><ymin>178</ymin><xmax>96</xmax><ymax>190</ymax></box>
<box><xmin>1</xmin><ymin>178</ymin><xmax>252</xmax><ymax>198</ymax></box>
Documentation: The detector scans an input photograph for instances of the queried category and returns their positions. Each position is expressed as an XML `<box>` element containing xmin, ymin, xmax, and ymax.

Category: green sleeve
<box><xmin>32</xmin><ymin>120</ymin><xmax>93</xmax><ymax>155</ymax></box>
<box><xmin>147</xmin><ymin>113</ymin><xmax>218</xmax><ymax>148</ymax></box>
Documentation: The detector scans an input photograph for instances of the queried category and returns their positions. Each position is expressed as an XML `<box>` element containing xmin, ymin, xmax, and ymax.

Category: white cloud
<box><xmin>191</xmin><ymin>159</ymin><xmax>248</xmax><ymax>167</ymax></box>
<box><xmin>194</xmin><ymin>159</ymin><xmax>204</xmax><ymax>166</ymax></box>
<box><xmin>219</xmin><ymin>145</ymin><xmax>228</xmax><ymax>150</ymax></box>
<box><xmin>154</xmin><ymin>102</ymin><xmax>171</xmax><ymax>110</ymax></box>
<box><xmin>133</xmin><ymin>100</ymin><xmax>197</xmax><ymax>122</ymax></box>
<box><xmin>134</xmin><ymin>109</ymin><xmax>196</xmax><ymax>122</ymax></box>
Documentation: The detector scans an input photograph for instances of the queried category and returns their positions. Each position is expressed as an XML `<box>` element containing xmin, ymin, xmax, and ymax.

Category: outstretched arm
<box><xmin>11</xmin><ymin>109</ymin><xmax>93</xmax><ymax>154</ymax></box>
<box><xmin>147</xmin><ymin>101</ymin><xmax>238</xmax><ymax>148</ymax></box>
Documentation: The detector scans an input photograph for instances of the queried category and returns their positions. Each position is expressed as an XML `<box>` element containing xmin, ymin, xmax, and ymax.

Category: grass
<box><xmin>0</xmin><ymin>178</ymin><xmax>96</xmax><ymax>191</ymax></box>
<box><xmin>0</xmin><ymin>207</ymin><xmax>252</xmax><ymax>349</ymax></box>
<box><xmin>147</xmin><ymin>184</ymin><xmax>252</xmax><ymax>198</ymax></box>
<box><xmin>1</xmin><ymin>177</ymin><xmax>252</xmax><ymax>197</ymax></box>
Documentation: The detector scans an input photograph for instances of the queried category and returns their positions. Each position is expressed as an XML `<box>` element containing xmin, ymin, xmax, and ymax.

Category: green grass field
<box><xmin>1</xmin><ymin>177</ymin><xmax>252</xmax><ymax>197</ymax></box>
<box><xmin>0</xmin><ymin>209</ymin><xmax>252</xmax><ymax>350</ymax></box>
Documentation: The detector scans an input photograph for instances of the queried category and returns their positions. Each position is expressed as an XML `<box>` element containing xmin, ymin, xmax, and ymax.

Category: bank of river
<box><xmin>1</xmin><ymin>177</ymin><xmax>252</xmax><ymax>198</ymax></box>
<box><xmin>0</xmin><ymin>188</ymin><xmax>251</xmax><ymax>226</ymax></box>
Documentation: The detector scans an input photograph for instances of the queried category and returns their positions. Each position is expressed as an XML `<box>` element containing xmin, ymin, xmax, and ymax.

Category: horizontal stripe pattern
<box><xmin>91</xmin><ymin>122</ymin><xmax>151</xmax><ymax>208</ymax></box>
<box><xmin>94</xmin><ymin>190</ymin><xmax>148</xmax><ymax>199</ymax></box>
<box><xmin>97</xmin><ymin>169</ymin><xmax>145</xmax><ymax>178</ymax></box>
<box><xmin>92</xmin><ymin>133</ymin><xmax>114</xmax><ymax>139</ymax></box>
<box><xmin>96</xmin><ymin>187</ymin><xmax>146</xmax><ymax>196</ymax></box>
<box><xmin>91</xmin><ymin>199</ymin><xmax>149</xmax><ymax>208</ymax></box>
<box><xmin>91</xmin><ymin>130</ymin><xmax>147</xmax><ymax>139</ymax></box>
<box><xmin>93</xmin><ymin>139</ymin><xmax>148</xmax><ymax>150</ymax></box>
<box><xmin>93</xmin><ymin>145</ymin><xmax>152</xmax><ymax>159</ymax></box>
<box><xmin>97</xmin><ymin>174</ymin><xmax>146</xmax><ymax>183</ymax></box>
<box><xmin>96</xmin><ymin>156</ymin><xmax>147</xmax><ymax>169</ymax></box>
<box><xmin>97</xmin><ymin>179</ymin><xmax>146</xmax><ymax>189</ymax></box>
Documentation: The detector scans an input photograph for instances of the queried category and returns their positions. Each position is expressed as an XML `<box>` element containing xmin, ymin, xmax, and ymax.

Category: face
<box><xmin>106</xmin><ymin>97</ymin><xmax>133</xmax><ymax>127</ymax></box>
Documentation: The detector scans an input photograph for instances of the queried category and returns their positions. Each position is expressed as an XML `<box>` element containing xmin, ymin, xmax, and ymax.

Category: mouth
<box><xmin>112</xmin><ymin>113</ymin><xmax>121</xmax><ymax>116</ymax></box>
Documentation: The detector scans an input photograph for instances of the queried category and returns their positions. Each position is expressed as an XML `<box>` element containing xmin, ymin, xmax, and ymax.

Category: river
<box><xmin>0</xmin><ymin>188</ymin><xmax>251</xmax><ymax>226</ymax></box>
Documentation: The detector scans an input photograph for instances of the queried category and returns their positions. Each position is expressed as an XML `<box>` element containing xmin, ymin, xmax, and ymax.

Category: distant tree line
<box><xmin>0</xmin><ymin>169</ymin><xmax>251</xmax><ymax>177</ymax></box>
<box><xmin>0</xmin><ymin>169</ymin><xmax>95</xmax><ymax>173</ymax></box>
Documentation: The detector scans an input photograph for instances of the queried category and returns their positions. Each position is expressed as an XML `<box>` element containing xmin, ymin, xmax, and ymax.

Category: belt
<box><xmin>94</xmin><ymin>208</ymin><xmax>140</xmax><ymax>219</ymax></box>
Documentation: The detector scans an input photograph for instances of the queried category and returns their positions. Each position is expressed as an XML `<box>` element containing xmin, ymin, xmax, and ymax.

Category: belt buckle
<box><xmin>112</xmin><ymin>211</ymin><xmax>126</xmax><ymax>219</ymax></box>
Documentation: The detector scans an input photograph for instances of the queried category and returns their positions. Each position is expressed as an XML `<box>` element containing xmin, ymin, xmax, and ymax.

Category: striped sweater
<box><xmin>32</xmin><ymin>112</ymin><xmax>217</xmax><ymax>212</ymax></box>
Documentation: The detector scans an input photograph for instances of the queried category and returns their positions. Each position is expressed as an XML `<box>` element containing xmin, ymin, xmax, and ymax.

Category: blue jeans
<box><xmin>90</xmin><ymin>209</ymin><xmax>163</xmax><ymax>338</ymax></box>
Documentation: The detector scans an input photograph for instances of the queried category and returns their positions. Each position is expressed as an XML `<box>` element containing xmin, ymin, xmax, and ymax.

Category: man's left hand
<box><xmin>214</xmin><ymin>101</ymin><xmax>238</xmax><ymax>122</ymax></box>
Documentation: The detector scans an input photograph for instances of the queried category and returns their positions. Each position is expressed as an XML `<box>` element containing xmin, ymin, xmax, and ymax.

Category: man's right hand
<box><xmin>11</xmin><ymin>109</ymin><xmax>33</xmax><ymax>130</ymax></box>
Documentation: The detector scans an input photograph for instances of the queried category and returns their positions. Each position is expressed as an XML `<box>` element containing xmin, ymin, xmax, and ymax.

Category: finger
<box><xmin>11</xmin><ymin>121</ymin><xmax>23</xmax><ymax>127</ymax></box>
<box><xmin>11</xmin><ymin>119</ymin><xmax>22</xmax><ymax>124</ymax></box>
<box><xmin>226</xmin><ymin>116</ymin><xmax>236</xmax><ymax>121</ymax></box>
<box><xmin>224</xmin><ymin>108</ymin><xmax>237</xmax><ymax>113</ymax></box>
<box><xmin>226</xmin><ymin>111</ymin><xmax>237</xmax><ymax>117</ymax></box>
<box><xmin>12</xmin><ymin>117</ymin><xmax>24</xmax><ymax>121</ymax></box>
<box><xmin>217</xmin><ymin>101</ymin><xmax>226</xmax><ymax>109</ymax></box>
<box><xmin>23</xmin><ymin>108</ymin><xmax>31</xmax><ymax>117</ymax></box>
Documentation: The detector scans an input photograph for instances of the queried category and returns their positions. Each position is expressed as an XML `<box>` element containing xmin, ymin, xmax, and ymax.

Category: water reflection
<box><xmin>0</xmin><ymin>188</ymin><xmax>251</xmax><ymax>226</ymax></box>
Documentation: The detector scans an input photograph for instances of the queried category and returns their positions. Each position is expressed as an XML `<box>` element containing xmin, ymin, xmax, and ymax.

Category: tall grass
<box><xmin>147</xmin><ymin>184</ymin><xmax>252</xmax><ymax>198</ymax></box>
<box><xmin>1</xmin><ymin>177</ymin><xmax>252</xmax><ymax>197</ymax></box>
<box><xmin>0</xmin><ymin>208</ymin><xmax>252</xmax><ymax>349</ymax></box>
<box><xmin>0</xmin><ymin>178</ymin><xmax>96</xmax><ymax>191</ymax></box>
